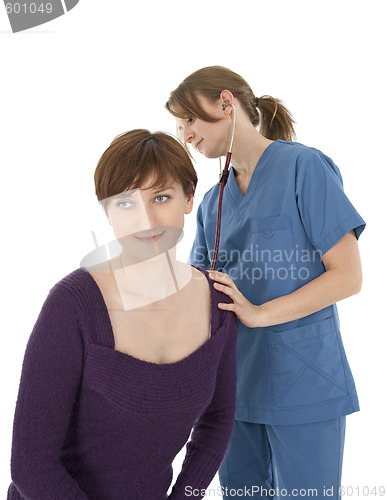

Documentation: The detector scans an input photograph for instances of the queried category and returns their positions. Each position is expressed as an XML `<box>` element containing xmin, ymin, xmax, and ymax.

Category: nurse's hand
<box><xmin>208</xmin><ymin>271</ymin><xmax>267</xmax><ymax>328</ymax></box>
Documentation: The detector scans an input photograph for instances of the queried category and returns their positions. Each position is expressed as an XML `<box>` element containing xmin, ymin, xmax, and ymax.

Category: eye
<box><xmin>116</xmin><ymin>200</ymin><xmax>135</xmax><ymax>209</ymax></box>
<box><xmin>154</xmin><ymin>195</ymin><xmax>171</xmax><ymax>203</ymax></box>
<box><xmin>187</xmin><ymin>117</ymin><xmax>195</xmax><ymax>125</ymax></box>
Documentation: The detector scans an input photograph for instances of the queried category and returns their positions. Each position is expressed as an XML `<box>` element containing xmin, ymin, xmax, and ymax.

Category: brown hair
<box><xmin>165</xmin><ymin>66</ymin><xmax>296</xmax><ymax>142</ymax></box>
<box><xmin>94</xmin><ymin>129</ymin><xmax>197</xmax><ymax>204</ymax></box>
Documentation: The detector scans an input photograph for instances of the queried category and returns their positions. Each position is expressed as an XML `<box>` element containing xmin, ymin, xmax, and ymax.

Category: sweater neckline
<box><xmin>80</xmin><ymin>265</ymin><xmax>222</xmax><ymax>369</ymax></box>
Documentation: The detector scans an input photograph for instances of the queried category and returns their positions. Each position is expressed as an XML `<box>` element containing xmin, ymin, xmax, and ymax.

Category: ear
<box><xmin>220</xmin><ymin>89</ymin><xmax>235</xmax><ymax>114</ymax></box>
<box><xmin>184</xmin><ymin>189</ymin><xmax>194</xmax><ymax>215</ymax></box>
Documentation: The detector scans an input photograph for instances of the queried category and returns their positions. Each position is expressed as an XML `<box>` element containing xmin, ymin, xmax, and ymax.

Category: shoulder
<box><xmin>189</xmin><ymin>266</ymin><xmax>212</xmax><ymax>306</ymax></box>
<box><xmin>191</xmin><ymin>266</ymin><xmax>232</xmax><ymax>303</ymax></box>
<box><xmin>192</xmin><ymin>266</ymin><xmax>236</xmax><ymax>330</ymax></box>
<box><xmin>41</xmin><ymin>267</ymin><xmax>97</xmax><ymax>318</ymax></box>
<box><xmin>293</xmin><ymin>141</ymin><xmax>340</xmax><ymax>169</ymax></box>
<box><xmin>269</xmin><ymin>139</ymin><xmax>310</xmax><ymax>163</ymax></box>
<box><xmin>26</xmin><ymin>269</ymin><xmax>93</xmax><ymax>347</ymax></box>
<box><xmin>30</xmin><ymin>268</ymin><xmax>103</xmax><ymax>350</ymax></box>
<box><xmin>197</xmin><ymin>183</ymin><xmax>220</xmax><ymax>211</ymax></box>
<box><xmin>285</xmin><ymin>142</ymin><xmax>343</xmax><ymax>184</ymax></box>
<box><xmin>262</xmin><ymin>141</ymin><xmax>341</xmax><ymax>183</ymax></box>
<box><xmin>274</xmin><ymin>140</ymin><xmax>334</xmax><ymax>164</ymax></box>
<box><xmin>52</xmin><ymin>267</ymin><xmax>95</xmax><ymax>297</ymax></box>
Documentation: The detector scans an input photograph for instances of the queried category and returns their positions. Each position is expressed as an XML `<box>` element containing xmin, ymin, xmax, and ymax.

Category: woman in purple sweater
<box><xmin>7</xmin><ymin>130</ymin><xmax>237</xmax><ymax>500</ymax></box>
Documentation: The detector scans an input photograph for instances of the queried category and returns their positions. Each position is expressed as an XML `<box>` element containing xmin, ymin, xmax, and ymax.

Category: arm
<box><xmin>257</xmin><ymin>229</ymin><xmax>362</xmax><ymax>326</ymax></box>
<box><xmin>210</xmin><ymin>229</ymin><xmax>362</xmax><ymax>328</ymax></box>
<box><xmin>9</xmin><ymin>284</ymin><xmax>89</xmax><ymax>499</ymax></box>
<box><xmin>167</xmin><ymin>311</ymin><xmax>237</xmax><ymax>499</ymax></box>
<box><xmin>210</xmin><ymin>150</ymin><xmax>365</xmax><ymax>328</ymax></box>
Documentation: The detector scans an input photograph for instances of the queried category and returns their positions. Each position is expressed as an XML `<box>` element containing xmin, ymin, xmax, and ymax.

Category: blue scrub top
<box><xmin>189</xmin><ymin>140</ymin><xmax>366</xmax><ymax>425</ymax></box>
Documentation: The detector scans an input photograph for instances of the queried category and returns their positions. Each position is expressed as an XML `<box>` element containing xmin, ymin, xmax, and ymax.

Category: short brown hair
<box><xmin>94</xmin><ymin>129</ymin><xmax>198</xmax><ymax>203</ymax></box>
<box><xmin>165</xmin><ymin>66</ymin><xmax>296</xmax><ymax>142</ymax></box>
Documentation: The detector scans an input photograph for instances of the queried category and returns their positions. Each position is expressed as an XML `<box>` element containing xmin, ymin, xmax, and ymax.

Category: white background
<box><xmin>1</xmin><ymin>0</ymin><xmax>386</xmax><ymax>497</ymax></box>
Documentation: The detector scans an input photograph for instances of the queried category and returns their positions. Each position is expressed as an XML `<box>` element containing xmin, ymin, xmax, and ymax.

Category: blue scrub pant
<box><xmin>218</xmin><ymin>418</ymin><xmax>346</xmax><ymax>499</ymax></box>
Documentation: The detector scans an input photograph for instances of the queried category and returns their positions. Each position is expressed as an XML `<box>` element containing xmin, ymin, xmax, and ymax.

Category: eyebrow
<box><xmin>153</xmin><ymin>186</ymin><xmax>176</xmax><ymax>194</ymax></box>
<box><xmin>109</xmin><ymin>189</ymin><xmax>138</xmax><ymax>200</ymax></box>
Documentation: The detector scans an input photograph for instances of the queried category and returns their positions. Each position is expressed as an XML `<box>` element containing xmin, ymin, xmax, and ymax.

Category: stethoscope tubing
<box><xmin>210</xmin><ymin>104</ymin><xmax>236</xmax><ymax>271</ymax></box>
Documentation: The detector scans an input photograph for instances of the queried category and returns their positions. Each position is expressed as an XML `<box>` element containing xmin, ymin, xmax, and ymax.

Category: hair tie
<box><xmin>255</xmin><ymin>97</ymin><xmax>260</xmax><ymax>107</ymax></box>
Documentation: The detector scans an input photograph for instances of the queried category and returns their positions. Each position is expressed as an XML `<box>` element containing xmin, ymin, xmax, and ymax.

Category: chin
<box><xmin>202</xmin><ymin>150</ymin><xmax>217</xmax><ymax>159</ymax></box>
<box><xmin>203</xmin><ymin>147</ymin><xmax>226</xmax><ymax>159</ymax></box>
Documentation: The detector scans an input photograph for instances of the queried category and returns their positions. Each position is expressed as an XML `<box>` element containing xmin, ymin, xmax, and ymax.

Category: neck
<box><xmin>228</xmin><ymin>126</ymin><xmax>273</xmax><ymax>178</ymax></box>
<box><xmin>113</xmin><ymin>248</ymin><xmax>192</xmax><ymax>310</ymax></box>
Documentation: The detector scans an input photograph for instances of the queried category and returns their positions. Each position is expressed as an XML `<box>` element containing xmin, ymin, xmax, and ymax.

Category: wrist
<box><xmin>254</xmin><ymin>303</ymin><xmax>272</xmax><ymax>328</ymax></box>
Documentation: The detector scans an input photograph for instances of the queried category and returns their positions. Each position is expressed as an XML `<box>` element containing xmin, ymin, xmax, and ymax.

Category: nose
<box><xmin>137</xmin><ymin>195</ymin><xmax>163</xmax><ymax>234</ymax></box>
<box><xmin>137</xmin><ymin>203</ymin><xmax>152</xmax><ymax>232</ymax></box>
<box><xmin>182</xmin><ymin>125</ymin><xmax>195</xmax><ymax>144</ymax></box>
<box><xmin>121</xmin><ymin>193</ymin><xmax>153</xmax><ymax>235</ymax></box>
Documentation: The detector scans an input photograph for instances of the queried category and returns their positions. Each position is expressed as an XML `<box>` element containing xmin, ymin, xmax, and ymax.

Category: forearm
<box><xmin>168</xmin><ymin>409</ymin><xmax>235</xmax><ymax>499</ymax></box>
<box><xmin>259</xmin><ymin>267</ymin><xmax>362</xmax><ymax>328</ymax></box>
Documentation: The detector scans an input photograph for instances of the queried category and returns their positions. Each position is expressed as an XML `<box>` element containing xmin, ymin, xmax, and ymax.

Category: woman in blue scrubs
<box><xmin>166</xmin><ymin>66</ymin><xmax>365</xmax><ymax>499</ymax></box>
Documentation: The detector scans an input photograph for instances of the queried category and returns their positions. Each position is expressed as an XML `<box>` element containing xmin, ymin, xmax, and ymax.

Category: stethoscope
<box><xmin>210</xmin><ymin>103</ymin><xmax>236</xmax><ymax>271</ymax></box>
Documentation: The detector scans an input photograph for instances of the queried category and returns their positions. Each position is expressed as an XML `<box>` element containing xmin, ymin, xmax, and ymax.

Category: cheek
<box><xmin>110</xmin><ymin>217</ymin><xmax>131</xmax><ymax>239</ymax></box>
<box><xmin>165</xmin><ymin>210</ymin><xmax>183</xmax><ymax>228</ymax></box>
<box><xmin>163</xmin><ymin>201</ymin><xmax>186</xmax><ymax>228</ymax></box>
<box><xmin>202</xmin><ymin>125</ymin><xmax>227</xmax><ymax>152</ymax></box>
<box><xmin>109</xmin><ymin>211</ymin><xmax>150</xmax><ymax>238</ymax></box>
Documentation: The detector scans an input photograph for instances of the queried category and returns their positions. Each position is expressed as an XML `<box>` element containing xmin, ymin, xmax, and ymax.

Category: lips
<box><xmin>135</xmin><ymin>231</ymin><xmax>165</xmax><ymax>243</ymax></box>
<box><xmin>195</xmin><ymin>139</ymin><xmax>203</xmax><ymax>150</ymax></box>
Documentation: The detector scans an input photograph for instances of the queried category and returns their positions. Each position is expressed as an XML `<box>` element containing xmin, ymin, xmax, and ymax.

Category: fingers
<box><xmin>209</xmin><ymin>270</ymin><xmax>242</xmax><ymax>302</ymax></box>
<box><xmin>217</xmin><ymin>301</ymin><xmax>234</xmax><ymax>311</ymax></box>
<box><xmin>208</xmin><ymin>271</ymin><xmax>236</xmax><ymax>289</ymax></box>
<box><xmin>208</xmin><ymin>270</ymin><xmax>228</xmax><ymax>280</ymax></box>
<box><xmin>212</xmin><ymin>282</ymin><xmax>236</xmax><ymax>303</ymax></box>
<box><xmin>208</xmin><ymin>270</ymin><xmax>258</xmax><ymax>328</ymax></box>
<box><xmin>209</xmin><ymin>271</ymin><xmax>240</xmax><ymax>312</ymax></box>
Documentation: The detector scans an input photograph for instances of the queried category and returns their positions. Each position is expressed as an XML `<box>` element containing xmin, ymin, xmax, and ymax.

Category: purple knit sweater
<box><xmin>7</xmin><ymin>267</ymin><xmax>237</xmax><ymax>500</ymax></box>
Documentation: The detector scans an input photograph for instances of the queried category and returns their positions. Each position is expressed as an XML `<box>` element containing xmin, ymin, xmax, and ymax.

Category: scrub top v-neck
<box><xmin>189</xmin><ymin>139</ymin><xmax>366</xmax><ymax>425</ymax></box>
<box><xmin>226</xmin><ymin>139</ymin><xmax>278</xmax><ymax>216</ymax></box>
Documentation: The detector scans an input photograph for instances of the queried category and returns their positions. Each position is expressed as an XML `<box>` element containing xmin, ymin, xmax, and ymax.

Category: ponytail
<box><xmin>256</xmin><ymin>95</ymin><xmax>296</xmax><ymax>142</ymax></box>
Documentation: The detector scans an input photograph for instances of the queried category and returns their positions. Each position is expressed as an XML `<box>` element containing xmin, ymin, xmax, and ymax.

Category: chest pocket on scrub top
<box><xmin>250</xmin><ymin>215</ymin><xmax>295</xmax><ymax>280</ymax></box>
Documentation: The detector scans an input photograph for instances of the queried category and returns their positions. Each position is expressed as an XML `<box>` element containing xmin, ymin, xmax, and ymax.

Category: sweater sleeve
<box><xmin>167</xmin><ymin>310</ymin><xmax>237</xmax><ymax>500</ymax></box>
<box><xmin>8</xmin><ymin>283</ymin><xmax>89</xmax><ymax>500</ymax></box>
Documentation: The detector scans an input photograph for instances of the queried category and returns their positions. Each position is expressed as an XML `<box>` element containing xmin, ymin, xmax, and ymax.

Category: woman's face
<box><xmin>175</xmin><ymin>95</ymin><xmax>233</xmax><ymax>159</ymax></box>
<box><xmin>104</xmin><ymin>177</ymin><xmax>193</xmax><ymax>261</ymax></box>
